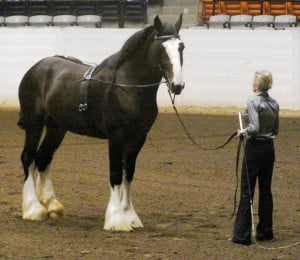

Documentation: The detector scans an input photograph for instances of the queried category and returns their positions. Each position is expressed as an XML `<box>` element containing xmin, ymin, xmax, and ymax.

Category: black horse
<box><xmin>18</xmin><ymin>15</ymin><xmax>185</xmax><ymax>231</ymax></box>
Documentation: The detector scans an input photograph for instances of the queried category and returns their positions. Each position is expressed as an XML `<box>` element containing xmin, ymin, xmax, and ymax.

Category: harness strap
<box><xmin>78</xmin><ymin>65</ymin><xmax>97</xmax><ymax>112</ymax></box>
<box><xmin>77</xmin><ymin>65</ymin><xmax>99</xmax><ymax>136</ymax></box>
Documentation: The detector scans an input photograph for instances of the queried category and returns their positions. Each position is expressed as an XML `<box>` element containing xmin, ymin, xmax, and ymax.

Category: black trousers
<box><xmin>233</xmin><ymin>138</ymin><xmax>275</xmax><ymax>244</ymax></box>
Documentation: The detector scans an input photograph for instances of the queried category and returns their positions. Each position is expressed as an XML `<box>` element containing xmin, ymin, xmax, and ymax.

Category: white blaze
<box><xmin>162</xmin><ymin>38</ymin><xmax>184</xmax><ymax>86</ymax></box>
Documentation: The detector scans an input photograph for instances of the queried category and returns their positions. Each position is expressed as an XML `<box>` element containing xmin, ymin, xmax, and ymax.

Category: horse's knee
<box><xmin>35</xmin><ymin>154</ymin><xmax>53</xmax><ymax>172</ymax></box>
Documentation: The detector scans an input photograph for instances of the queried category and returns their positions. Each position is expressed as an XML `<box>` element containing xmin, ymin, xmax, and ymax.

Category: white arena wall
<box><xmin>0</xmin><ymin>27</ymin><xmax>299</xmax><ymax>109</ymax></box>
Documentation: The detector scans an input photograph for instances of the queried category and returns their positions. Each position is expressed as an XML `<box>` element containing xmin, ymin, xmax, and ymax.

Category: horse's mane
<box><xmin>116</xmin><ymin>25</ymin><xmax>155</xmax><ymax>69</ymax></box>
<box><xmin>93</xmin><ymin>25</ymin><xmax>155</xmax><ymax>80</ymax></box>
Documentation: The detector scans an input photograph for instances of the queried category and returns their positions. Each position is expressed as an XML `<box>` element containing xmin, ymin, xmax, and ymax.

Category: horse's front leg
<box><xmin>104</xmin><ymin>138</ymin><xmax>133</xmax><ymax>231</ymax></box>
<box><xmin>121</xmin><ymin>135</ymin><xmax>146</xmax><ymax>228</ymax></box>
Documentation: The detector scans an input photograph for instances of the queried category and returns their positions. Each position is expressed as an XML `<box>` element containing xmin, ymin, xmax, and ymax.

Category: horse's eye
<box><xmin>179</xmin><ymin>43</ymin><xmax>185</xmax><ymax>52</ymax></box>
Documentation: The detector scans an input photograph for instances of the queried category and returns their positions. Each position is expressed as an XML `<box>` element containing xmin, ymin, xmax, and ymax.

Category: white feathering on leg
<box><xmin>104</xmin><ymin>185</ymin><xmax>132</xmax><ymax>231</ymax></box>
<box><xmin>22</xmin><ymin>165</ymin><xmax>47</xmax><ymax>221</ymax></box>
<box><xmin>121</xmin><ymin>178</ymin><xmax>143</xmax><ymax>228</ymax></box>
<box><xmin>36</xmin><ymin>167</ymin><xmax>65</xmax><ymax>218</ymax></box>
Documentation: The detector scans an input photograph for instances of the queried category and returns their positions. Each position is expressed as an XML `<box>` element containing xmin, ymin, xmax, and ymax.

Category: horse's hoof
<box><xmin>22</xmin><ymin>201</ymin><xmax>48</xmax><ymax>221</ymax></box>
<box><xmin>47</xmin><ymin>199</ymin><xmax>65</xmax><ymax>218</ymax></box>
<box><xmin>130</xmin><ymin>219</ymin><xmax>144</xmax><ymax>229</ymax></box>
<box><xmin>103</xmin><ymin>224</ymin><xmax>133</xmax><ymax>232</ymax></box>
<box><xmin>104</xmin><ymin>214</ymin><xmax>133</xmax><ymax>232</ymax></box>
<box><xmin>124</xmin><ymin>210</ymin><xmax>144</xmax><ymax>228</ymax></box>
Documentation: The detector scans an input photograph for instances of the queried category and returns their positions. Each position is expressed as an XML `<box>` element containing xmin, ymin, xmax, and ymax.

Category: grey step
<box><xmin>148</xmin><ymin>13</ymin><xmax>198</xmax><ymax>28</ymax></box>
<box><xmin>162</xmin><ymin>5</ymin><xmax>197</xmax><ymax>15</ymax></box>
<box><xmin>124</xmin><ymin>21</ymin><xmax>145</xmax><ymax>28</ymax></box>
<box><xmin>101</xmin><ymin>21</ymin><xmax>121</xmax><ymax>28</ymax></box>
<box><xmin>147</xmin><ymin>6</ymin><xmax>163</xmax><ymax>15</ymax></box>
<box><xmin>163</xmin><ymin>0</ymin><xmax>197</xmax><ymax>6</ymax></box>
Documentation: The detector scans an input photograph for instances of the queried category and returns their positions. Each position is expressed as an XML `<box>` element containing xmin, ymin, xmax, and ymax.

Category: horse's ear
<box><xmin>175</xmin><ymin>13</ymin><xmax>183</xmax><ymax>34</ymax></box>
<box><xmin>154</xmin><ymin>15</ymin><xmax>163</xmax><ymax>33</ymax></box>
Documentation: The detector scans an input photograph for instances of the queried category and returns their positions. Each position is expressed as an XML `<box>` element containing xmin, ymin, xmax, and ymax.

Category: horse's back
<box><xmin>18</xmin><ymin>56</ymin><xmax>92</xmax><ymax>130</ymax></box>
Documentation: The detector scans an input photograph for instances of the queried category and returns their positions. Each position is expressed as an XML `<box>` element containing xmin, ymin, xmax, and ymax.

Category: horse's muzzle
<box><xmin>172</xmin><ymin>82</ymin><xmax>185</xmax><ymax>95</ymax></box>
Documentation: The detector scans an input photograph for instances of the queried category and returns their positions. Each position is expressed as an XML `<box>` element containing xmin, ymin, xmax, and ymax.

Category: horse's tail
<box><xmin>17</xmin><ymin>112</ymin><xmax>26</xmax><ymax>130</ymax></box>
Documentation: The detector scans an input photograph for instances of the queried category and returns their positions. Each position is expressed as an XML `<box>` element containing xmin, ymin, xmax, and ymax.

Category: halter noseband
<box><xmin>154</xmin><ymin>35</ymin><xmax>179</xmax><ymax>41</ymax></box>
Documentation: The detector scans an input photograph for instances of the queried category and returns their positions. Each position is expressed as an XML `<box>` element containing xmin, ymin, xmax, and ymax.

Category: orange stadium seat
<box><xmin>264</xmin><ymin>1</ymin><xmax>287</xmax><ymax>16</ymax></box>
<box><xmin>287</xmin><ymin>1</ymin><xmax>300</xmax><ymax>20</ymax></box>
<box><xmin>219</xmin><ymin>1</ymin><xmax>243</xmax><ymax>15</ymax></box>
<box><xmin>199</xmin><ymin>0</ymin><xmax>220</xmax><ymax>22</ymax></box>
<box><xmin>246</xmin><ymin>0</ymin><xmax>263</xmax><ymax>15</ymax></box>
<box><xmin>199</xmin><ymin>1</ymin><xmax>300</xmax><ymax>23</ymax></box>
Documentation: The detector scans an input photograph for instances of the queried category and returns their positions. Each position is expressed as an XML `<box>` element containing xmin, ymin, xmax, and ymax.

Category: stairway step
<box><xmin>162</xmin><ymin>5</ymin><xmax>197</xmax><ymax>15</ymax></box>
<box><xmin>163</xmin><ymin>0</ymin><xmax>196</xmax><ymax>6</ymax></box>
<box><xmin>148</xmin><ymin>13</ymin><xmax>198</xmax><ymax>28</ymax></box>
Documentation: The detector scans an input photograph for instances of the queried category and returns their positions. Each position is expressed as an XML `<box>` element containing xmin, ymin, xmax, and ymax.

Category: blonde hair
<box><xmin>253</xmin><ymin>70</ymin><xmax>273</xmax><ymax>91</ymax></box>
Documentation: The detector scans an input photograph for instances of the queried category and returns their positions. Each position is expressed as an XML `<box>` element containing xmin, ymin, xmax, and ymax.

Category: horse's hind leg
<box><xmin>35</xmin><ymin>126</ymin><xmax>66</xmax><ymax>219</ymax></box>
<box><xmin>22</xmin><ymin>122</ymin><xmax>48</xmax><ymax>221</ymax></box>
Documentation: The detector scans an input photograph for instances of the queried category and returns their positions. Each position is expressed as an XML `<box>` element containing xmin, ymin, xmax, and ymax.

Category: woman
<box><xmin>231</xmin><ymin>70</ymin><xmax>279</xmax><ymax>245</ymax></box>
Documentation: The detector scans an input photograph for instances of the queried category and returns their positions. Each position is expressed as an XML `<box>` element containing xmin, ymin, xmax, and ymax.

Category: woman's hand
<box><xmin>237</xmin><ymin>128</ymin><xmax>247</xmax><ymax>137</ymax></box>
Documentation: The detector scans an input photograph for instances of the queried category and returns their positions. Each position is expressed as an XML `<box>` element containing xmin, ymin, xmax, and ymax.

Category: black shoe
<box><xmin>228</xmin><ymin>237</ymin><xmax>251</xmax><ymax>246</ymax></box>
<box><xmin>256</xmin><ymin>233</ymin><xmax>274</xmax><ymax>241</ymax></box>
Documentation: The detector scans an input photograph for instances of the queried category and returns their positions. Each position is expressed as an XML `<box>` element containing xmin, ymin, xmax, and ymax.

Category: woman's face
<box><xmin>252</xmin><ymin>83</ymin><xmax>259</xmax><ymax>92</ymax></box>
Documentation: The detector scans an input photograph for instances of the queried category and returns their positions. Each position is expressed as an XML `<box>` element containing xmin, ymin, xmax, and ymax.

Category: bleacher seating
<box><xmin>99</xmin><ymin>0</ymin><xmax>123</xmax><ymax>27</ymax></box>
<box><xmin>124</xmin><ymin>0</ymin><xmax>147</xmax><ymax>24</ymax></box>
<box><xmin>287</xmin><ymin>1</ymin><xmax>300</xmax><ymax>19</ymax></box>
<box><xmin>219</xmin><ymin>1</ymin><xmax>243</xmax><ymax>16</ymax></box>
<box><xmin>0</xmin><ymin>0</ymin><xmax>148</xmax><ymax>28</ymax></box>
<box><xmin>28</xmin><ymin>15</ymin><xmax>52</xmax><ymax>26</ymax></box>
<box><xmin>252</xmin><ymin>14</ymin><xmax>274</xmax><ymax>29</ymax></box>
<box><xmin>246</xmin><ymin>1</ymin><xmax>262</xmax><ymax>16</ymax></box>
<box><xmin>0</xmin><ymin>1</ymin><xmax>5</xmax><ymax>25</ymax></box>
<box><xmin>229</xmin><ymin>14</ymin><xmax>252</xmax><ymax>29</ymax></box>
<box><xmin>265</xmin><ymin>1</ymin><xmax>286</xmax><ymax>16</ymax></box>
<box><xmin>274</xmin><ymin>14</ymin><xmax>297</xmax><ymax>28</ymax></box>
<box><xmin>199</xmin><ymin>0</ymin><xmax>300</xmax><ymax>26</ymax></box>
<box><xmin>206</xmin><ymin>14</ymin><xmax>230</xmax><ymax>28</ymax></box>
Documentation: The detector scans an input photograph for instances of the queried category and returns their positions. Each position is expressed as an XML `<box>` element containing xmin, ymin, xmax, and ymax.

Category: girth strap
<box><xmin>78</xmin><ymin>65</ymin><xmax>97</xmax><ymax>112</ymax></box>
<box><xmin>76</xmin><ymin>65</ymin><xmax>100</xmax><ymax>136</ymax></box>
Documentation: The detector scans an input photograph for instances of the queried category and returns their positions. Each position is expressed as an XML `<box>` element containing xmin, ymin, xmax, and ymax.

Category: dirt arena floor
<box><xmin>0</xmin><ymin>109</ymin><xmax>299</xmax><ymax>259</ymax></box>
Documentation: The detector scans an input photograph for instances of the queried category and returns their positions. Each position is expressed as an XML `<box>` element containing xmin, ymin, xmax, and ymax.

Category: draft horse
<box><xmin>18</xmin><ymin>15</ymin><xmax>185</xmax><ymax>231</ymax></box>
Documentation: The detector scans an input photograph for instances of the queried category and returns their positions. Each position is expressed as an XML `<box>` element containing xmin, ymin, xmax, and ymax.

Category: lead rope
<box><xmin>167</xmin><ymin>90</ymin><xmax>236</xmax><ymax>151</ymax></box>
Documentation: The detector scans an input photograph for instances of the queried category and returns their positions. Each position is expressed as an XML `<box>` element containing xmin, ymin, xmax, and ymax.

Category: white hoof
<box><xmin>104</xmin><ymin>212</ymin><xmax>133</xmax><ymax>232</ymax></box>
<box><xmin>22</xmin><ymin>200</ymin><xmax>48</xmax><ymax>221</ymax></box>
<box><xmin>47</xmin><ymin>198</ymin><xmax>65</xmax><ymax>219</ymax></box>
<box><xmin>124</xmin><ymin>207</ymin><xmax>144</xmax><ymax>228</ymax></box>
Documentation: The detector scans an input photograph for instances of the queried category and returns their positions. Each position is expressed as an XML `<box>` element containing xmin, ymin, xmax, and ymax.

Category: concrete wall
<box><xmin>0</xmin><ymin>27</ymin><xmax>299</xmax><ymax>109</ymax></box>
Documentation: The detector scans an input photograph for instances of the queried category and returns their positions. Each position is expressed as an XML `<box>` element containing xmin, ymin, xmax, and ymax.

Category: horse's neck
<box><xmin>123</xmin><ymin>48</ymin><xmax>162</xmax><ymax>83</ymax></box>
<box><xmin>94</xmin><ymin>42</ymin><xmax>162</xmax><ymax>84</ymax></box>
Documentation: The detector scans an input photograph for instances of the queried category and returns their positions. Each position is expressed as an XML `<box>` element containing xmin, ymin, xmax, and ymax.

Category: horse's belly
<box><xmin>47</xmin><ymin>113</ymin><xmax>107</xmax><ymax>139</ymax></box>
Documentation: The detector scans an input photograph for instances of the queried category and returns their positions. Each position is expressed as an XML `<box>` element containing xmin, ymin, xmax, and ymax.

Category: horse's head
<box><xmin>154</xmin><ymin>14</ymin><xmax>185</xmax><ymax>95</ymax></box>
